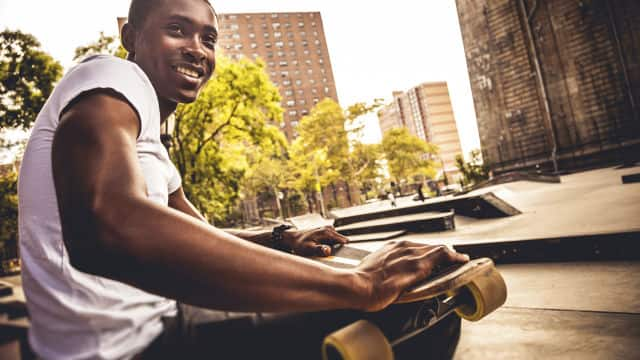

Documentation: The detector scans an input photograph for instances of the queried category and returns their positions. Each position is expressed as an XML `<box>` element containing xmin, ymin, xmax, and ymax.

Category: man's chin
<box><xmin>173</xmin><ymin>91</ymin><xmax>200</xmax><ymax>104</ymax></box>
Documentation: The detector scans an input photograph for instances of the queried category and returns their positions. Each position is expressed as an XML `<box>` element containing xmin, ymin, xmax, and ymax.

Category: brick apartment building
<box><xmin>378</xmin><ymin>82</ymin><xmax>464</xmax><ymax>181</ymax></box>
<box><xmin>216</xmin><ymin>12</ymin><xmax>339</xmax><ymax>141</ymax></box>
<box><xmin>456</xmin><ymin>0</ymin><xmax>640</xmax><ymax>173</ymax></box>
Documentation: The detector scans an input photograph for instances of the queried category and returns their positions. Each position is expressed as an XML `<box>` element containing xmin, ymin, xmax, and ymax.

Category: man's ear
<box><xmin>121</xmin><ymin>23</ymin><xmax>136</xmax><ymax>60</ymax></box>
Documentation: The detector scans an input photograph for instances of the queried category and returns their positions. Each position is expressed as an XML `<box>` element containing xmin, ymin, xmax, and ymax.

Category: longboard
<box><xmin>315</xmin><ymin>245</ymin><xmax>507</xmax><ymax>360</ymax></box>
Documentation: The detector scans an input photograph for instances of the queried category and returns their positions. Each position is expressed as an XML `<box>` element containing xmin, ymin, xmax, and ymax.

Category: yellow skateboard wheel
<box><xmin>322</xmin><ymin>320</ymin><xmax>394</xmax><ymax>360</ymax></box>
<box><xmin>452</xmin><ymin>265</ymin><xmax>507</xmax><ymax>321</ymax></box>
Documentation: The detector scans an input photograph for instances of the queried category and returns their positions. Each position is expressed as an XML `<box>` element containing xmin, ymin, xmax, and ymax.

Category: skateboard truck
<box><xmin>321</xmin><ymin>258</ymin><xmax>507</xmax><ymax>360</ymax></box>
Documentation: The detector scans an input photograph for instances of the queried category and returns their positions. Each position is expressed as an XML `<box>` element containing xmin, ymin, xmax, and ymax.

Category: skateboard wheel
<box><xmin>322</xmin><ymin>320</ymin><xmax>394</xmax><ymax>360</ymax></box>
<box><xmin>454</xmin><ymin>265</ymin><xmax>507</xmax><ymax>321</ymax></box>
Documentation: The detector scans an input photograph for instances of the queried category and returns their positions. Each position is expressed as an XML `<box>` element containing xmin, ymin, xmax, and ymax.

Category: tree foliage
<box><xmin>381</xmin><ymin>128</ymin><xmax>437</xmax><ymax>183</ymax></box>
<box><xmin>455</xmin><ymin>149</ymin><xmax>490</xmax><ymax>186</ymax></box>
<box><xmin>0</xmin><ymin>169</ymin><xmax>18</xmax><ymax>258</ymax></box>
<box><xmin>169</xmin><ymin>57</ymin><xmax>285</xmax><ymax>223</ymax></box>
<box><xmin>0</xmin><ymin>29</ymin><xmax>63</xmax><ymax>129</ymax></box>
<box><xmin>290</xmin><ymin>98</ymin><xmax>384</xmax><ymax>207</ymax></box>
<box><xmin>73</xmin><ymin>31</ymin><xmax>127</xmax><ymax>60</ymax></box>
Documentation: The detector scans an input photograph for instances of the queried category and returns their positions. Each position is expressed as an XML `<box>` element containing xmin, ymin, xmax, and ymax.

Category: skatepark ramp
<box><xmin>331</xmin><ymin>192</ymin><xmax>520</xmax><ymax>228</ymax></box>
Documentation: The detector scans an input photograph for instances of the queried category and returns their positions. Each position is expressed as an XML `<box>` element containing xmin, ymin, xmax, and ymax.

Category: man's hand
<box><xmin>281</xmin><ymin>226</ymin><xmax>349</xmax><ymax>257</ymax></box>
<box><xmin>355</xmin><ymin>241</ymin><xmax>469</xmax><ymax>312</ymax></box>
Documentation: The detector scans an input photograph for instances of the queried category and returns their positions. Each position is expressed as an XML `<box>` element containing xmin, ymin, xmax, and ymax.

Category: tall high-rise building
<box><xmin>217</xmin><ymin>12</ymin><xmax>339</xmax><ymax>141</ymax></box>
<box><xmin>378</xmin><ymin>82</ymin><xmax>463</xmax><ymax>181</ymax></box>
<box><xmin>456</xmin><ymin>0</ymin><xmax>640</xmax><ymax>173</ymax></box>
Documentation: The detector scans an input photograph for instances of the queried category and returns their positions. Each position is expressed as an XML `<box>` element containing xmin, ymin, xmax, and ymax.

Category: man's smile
<box><xmin>172</xmin><ymin>63</ymin><xmax>206</xmax><ymax>82</ymax></box>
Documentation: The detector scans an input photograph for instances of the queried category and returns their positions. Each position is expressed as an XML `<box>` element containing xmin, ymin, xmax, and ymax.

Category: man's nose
<box><xmin>182</xmin><ymin>37</ymin><xmax>206</xmax><ymax>62</ymax></box>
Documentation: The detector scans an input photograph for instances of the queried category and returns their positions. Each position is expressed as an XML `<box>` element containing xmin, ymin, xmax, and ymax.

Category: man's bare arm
<box><xmin>52</xmin><ymin>91</ymin><xmax>467</xmax><ymax>313</ymax></box>
<box><xmin>169</xmin><ymin>188</ymin><xmax>348</xmax><ymax>255</ymax></box>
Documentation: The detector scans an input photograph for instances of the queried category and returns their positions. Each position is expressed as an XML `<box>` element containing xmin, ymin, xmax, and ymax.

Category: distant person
<box><xmin>417</xmin><ymin>183</ymin><xmax>426</xmax><ymax>202</ymax></box>
<box><xmin>388</xmin><ymin>190</ymin><xmax>397</xmax><ymax>207</ymax></box>
<box><xmin>17</xmin><ymin>0</ymin><xmax>469</xmax><ymax>358</ymax></box>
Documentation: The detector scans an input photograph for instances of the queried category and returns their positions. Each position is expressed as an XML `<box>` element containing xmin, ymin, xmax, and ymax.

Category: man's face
<box><xmin>131</xmin><ymin>0</ymin><xmax>217</xmax><ymax>104</ymax></box>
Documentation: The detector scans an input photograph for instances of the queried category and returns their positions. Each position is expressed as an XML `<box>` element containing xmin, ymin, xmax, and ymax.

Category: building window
<box><xmin>313</xmin><ymin>31</ymin><xmax>318</xmax><ymax>37</ymax></box>
<box><xmin>305</xmin><ymin>59</ymin><xmax>312</xmax><ymax>65</ymax></box>
<box><xmin>274</xmin><ymin>32</ymin><xmax>282</xmax><ymax>38</ymax></box>
<box><xmin>292</xmin><ymin>60</ymin><xmax>299</xmax><ymax>66</ymax></box>
<box><xmin>229</xmin><ymin>15</ymin><xmax>237</xmax><ymax>20</ymax></box>
<box><xmin>298</xmin><ymin>22</ymin><xmax>305</xmax><ymax>27</ymax></box>
<box><xmin>289</xmin><ymin>50</ymin><xmax>297</xmax><ymax>57</ymax></box>
<box><xmin>283</xmin><ymin>79</ymin><xmax>291</xmax><ymax>85</ymax></box>
<box><xmin>265</xmin><ymin>42</ymin><xmax>272</xmax><ymax>48</ymax></box>
<box><xmin>287</xmin><ymin>32</ymin><xmax>294</xmax><ymax>38</ymax></box>
<box><xmin>267</xmin><ymin>51</ymin><xmax>274</xmax><ymax>58</ymax></box>
<box><xmin>272</xmin><ymin>13</ymin><xmax>278</xmax><ymax>18</ymax></box>
<box><xmin>234</xmin><ymin>44</ymin><xmax>243</xmax><ymax>50</ymax></box>
<box><xmin>318</xmin><ymin>58</ymin><xmax>324</xmax><ymax>64</ymax></box>
<box><xmin>313</xmin><ymin>98</ymin><xmax>319</xmax><ymax>104</ymax></box>
<box><xmin>286</xmin><ymin>100</ymin><xmax>296</xmax><ymax>107</ymax></box>
<box><xmin>263</xmin><ymin>32</ymin><xmax>270</xmax><ymax>38</ymax></box>
<box><xmin>272</xmin><ymin>23</ymin><xmax>280</xmax><ymax>30</ymax></box>
<box><xmin>249</xmin><ymin>33</ymin><xmax>255</xmax><ymax>38</ymax></box>
<box><xmin>250</xmin><ymin>43</ymin><xmax>257</xmax><ymax>49</ymax></box>
<box><xmin>291</xmin><ymin>120</ymin><xmax>299</xmax><ymax>126</ymax></box>
<box><xmin>297</xmin><ymin>89</ymin><xmax>304</xmax><ymax>95</ymax></box>
<box><xmin>299</xmin><ymin>99</ymin><xmax>306</xmax><ymax>105</ymax></box>
<box><xmin>288</xmin><ymin>41</ymin><xmax>295</xmax><ymax>47</ymax></box>
<box><xmin>303</xmin><ymin>49</ymin><xmax>310</xmax><ymax>55</ymax></box>
<box><xmin>300</xmin><ymin>31</ymin><xmax>306</xmax><ymax>37</ymax></box>
<box><xmin>268</xmin><ymin>61</ymin><xmax>275</xmax><ymax>67</ymax></box>
<box><xmin>277</xmin><ymin>51</ymin><xmax>285</xmax><ymax>57</ymax></box>
<box><xmin>279</xmin><ymin>61</ymin><xmax>288</xmax><ymax>67</ymax></box>
<box><xmin>301</xmin><ymin>109</ymin><xmax>309</xmax><ymax>115</ymax></box>
<box><xmin>295</xmin><ymin>79</ymin><xmax>302</xmax><ymax>86</ymax></box>
<box><xmin>324</xmin><ymin>86</ymin><xmax>330</xmax><ymax>93</ymax></box>
<box><xmin>302</xmin><ymin>40</ymin><xmax>308</xmax><ymax>47</ymax></box>
<box><xmin>275</xmin><ymin>41</ymin><xmax>284</xmax><ymax>48</ymax></box>
<box><xmin>288</xmin><ymin>110</ymin><xmax>297</xmax><ymax>116</ymax></box>
<box><xmin>230</xmin><ymin>24</ymin><xmax>239</xmax><ymax>31</ymax></box>
<box><xmin>311</xmin><ymin>22</ymin><xmax>316</xmax><ymax>27</ymax></box>
<box><xmin>285</xmin><ymin>89</ymin><xmax>293</xmax><ymax>96</ymax></box>
<box><xmin>307</xmin><ymin>69</ymin><xmax>313</xmax><ymax>74</ymax></box>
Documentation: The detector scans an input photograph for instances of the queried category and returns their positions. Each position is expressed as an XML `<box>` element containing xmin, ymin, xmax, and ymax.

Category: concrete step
<box><xmin>332</xmin><ymin>192</ymin><xmax>519</xmax><ymax>227</ymax></box>
<box><xmin>336</xmin><ymin>211</ymin><xmax>455</xmax><ymax>236</ymax></box>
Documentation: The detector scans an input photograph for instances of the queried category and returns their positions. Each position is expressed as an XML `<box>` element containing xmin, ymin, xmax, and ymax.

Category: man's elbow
<box><xmin>65</xmin><ymin>194</ymin><xmax>143</xmax><ymax>277</ymax></box>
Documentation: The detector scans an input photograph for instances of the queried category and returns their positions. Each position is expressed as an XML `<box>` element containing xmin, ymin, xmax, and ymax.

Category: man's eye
<box><xmin>203</xmin><ymin>38</ymin><xmax>217</xmax><ymax>49</ymax></box>
<box><xmin>167</xmin><ymin>24</ymin><xmax>183</xmax><ymax>34</ymax></box>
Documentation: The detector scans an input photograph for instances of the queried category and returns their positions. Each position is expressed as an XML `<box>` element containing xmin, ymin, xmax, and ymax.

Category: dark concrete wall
<box><xmin>456</xmin><ymin>0</ymin><xmax>640</xmax><ymax>173</ymax></box>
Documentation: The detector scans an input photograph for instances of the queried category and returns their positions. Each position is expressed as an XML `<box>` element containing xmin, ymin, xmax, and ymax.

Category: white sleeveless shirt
<box><xmin>18</xmin><ymin>55</ymin><xmax>180</xmax><ymax>360</ymax></box>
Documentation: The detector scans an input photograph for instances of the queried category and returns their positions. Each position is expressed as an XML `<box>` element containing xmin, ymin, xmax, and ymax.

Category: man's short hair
<box><xmin>127</xmin><ymin>0</ymin><xmax>217</xmax><ymax>29</ymax></box>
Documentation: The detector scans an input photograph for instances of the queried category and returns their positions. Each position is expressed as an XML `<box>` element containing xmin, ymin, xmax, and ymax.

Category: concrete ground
<box><xmin>336</xmin><ymin>166</ymin><xmax>640</xmax><ymax>358</ymax></box>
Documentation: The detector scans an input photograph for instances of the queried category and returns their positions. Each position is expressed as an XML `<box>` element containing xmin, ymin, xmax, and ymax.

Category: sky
<box><xmin>0</xmin><ymin>0</ymin><xmax>480</xmax><ymax>158</ymax></box>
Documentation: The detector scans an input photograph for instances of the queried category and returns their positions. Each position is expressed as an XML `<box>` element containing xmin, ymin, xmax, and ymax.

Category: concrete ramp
<box><xmin>332</xmin><ymin>192</ymin><xmax>520</xmax><ymax>227</ymax></box>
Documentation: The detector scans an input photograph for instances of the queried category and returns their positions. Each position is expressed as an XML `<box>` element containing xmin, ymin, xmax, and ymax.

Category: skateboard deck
<box><xmin>315</xmin><ymin>245</ymin><xmax>507</xmax><ymax>360</ymax></box>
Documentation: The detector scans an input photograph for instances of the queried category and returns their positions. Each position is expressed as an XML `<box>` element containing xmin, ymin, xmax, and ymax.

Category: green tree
<box><xmin>455</xmin><ymin>149</ymin><xmax>490</xmax><ymax>186</ymax></box>
<box><xmin>169</xmin><ymin>57</ymin><xmax>285</xmax><ymax>223</ymax></box>
<box><xmin>292</xmin><ymin>98</ymin><xmax>383</xmax><ymax>207</ymax></box>
<box><xmin>0</xmin><ymin>169</ymin><xmax>18</xmax><ymax>260</ymax></box>
<box><xmin>73</xmin><ymin>31</ymin><xmax>127</xmax><ymax>60</ymax></box>
<box><xmin>381</xmin><ymin>128</ymin><xmax>437</xmax><ymax>185</ymax></box>
<box><xmin>0</xmin><ymin>29</ymin><xmax>63</xmax><ymax>129</ymax></box>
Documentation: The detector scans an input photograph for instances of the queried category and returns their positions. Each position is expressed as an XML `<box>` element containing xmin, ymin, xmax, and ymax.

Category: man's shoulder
<box><xmin>69</xmin><ymin>55</ymin><xmax>147</xmax><ymax>81</ymax></box>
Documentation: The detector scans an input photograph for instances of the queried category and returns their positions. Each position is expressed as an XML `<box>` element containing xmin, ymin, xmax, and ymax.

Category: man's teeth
<box><xmin>176</xmin><ymin>66</ymin><xmax>199</xmax><ymax>78</ymax></box>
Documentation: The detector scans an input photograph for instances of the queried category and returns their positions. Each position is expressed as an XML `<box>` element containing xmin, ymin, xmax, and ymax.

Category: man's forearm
<box><xmin>77</xmin><ymin>195</ymin><xmax>367</xmax><ymax>313</ymax></box>
<box><xmin>223</xmin><ymin>229</ymin><xmax>273</xmax><ymax>247</ymax></box>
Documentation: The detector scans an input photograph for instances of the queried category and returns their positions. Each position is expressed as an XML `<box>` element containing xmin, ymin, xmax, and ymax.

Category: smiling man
<box><xmin>17</xmin><ymin>0</ymin><xmax>468</xmax><ymax>359</ymax></box>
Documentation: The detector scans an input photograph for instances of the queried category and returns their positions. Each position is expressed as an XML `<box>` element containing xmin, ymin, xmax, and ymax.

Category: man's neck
<box><xmin>159</xmin><ymin>98</ymin><xmax>177</xmax><ymax>124</ymax></box>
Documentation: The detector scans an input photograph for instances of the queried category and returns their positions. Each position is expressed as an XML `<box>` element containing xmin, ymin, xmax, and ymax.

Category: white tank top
<box><xmin>18</xmin><ymin>55</ymin><xmax>180</xmax><ymax>360</ymax></box>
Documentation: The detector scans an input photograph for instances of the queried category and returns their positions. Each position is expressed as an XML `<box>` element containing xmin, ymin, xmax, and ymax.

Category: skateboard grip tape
<box><xmin>452</xmin><ymin>266</ymin><xmax>507</xmax><ymax>321</ymax></box>
<box><xmin>322</xmin><ymin>320</ymin><xmax>394</xmax><ymax>360</ymax></box>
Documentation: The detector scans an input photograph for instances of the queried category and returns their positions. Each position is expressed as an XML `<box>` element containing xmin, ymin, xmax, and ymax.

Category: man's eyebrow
<box><xmin>166</xmin><ymin>14</ymin><xmax>218</xmax><ymax>35</ymax></box>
